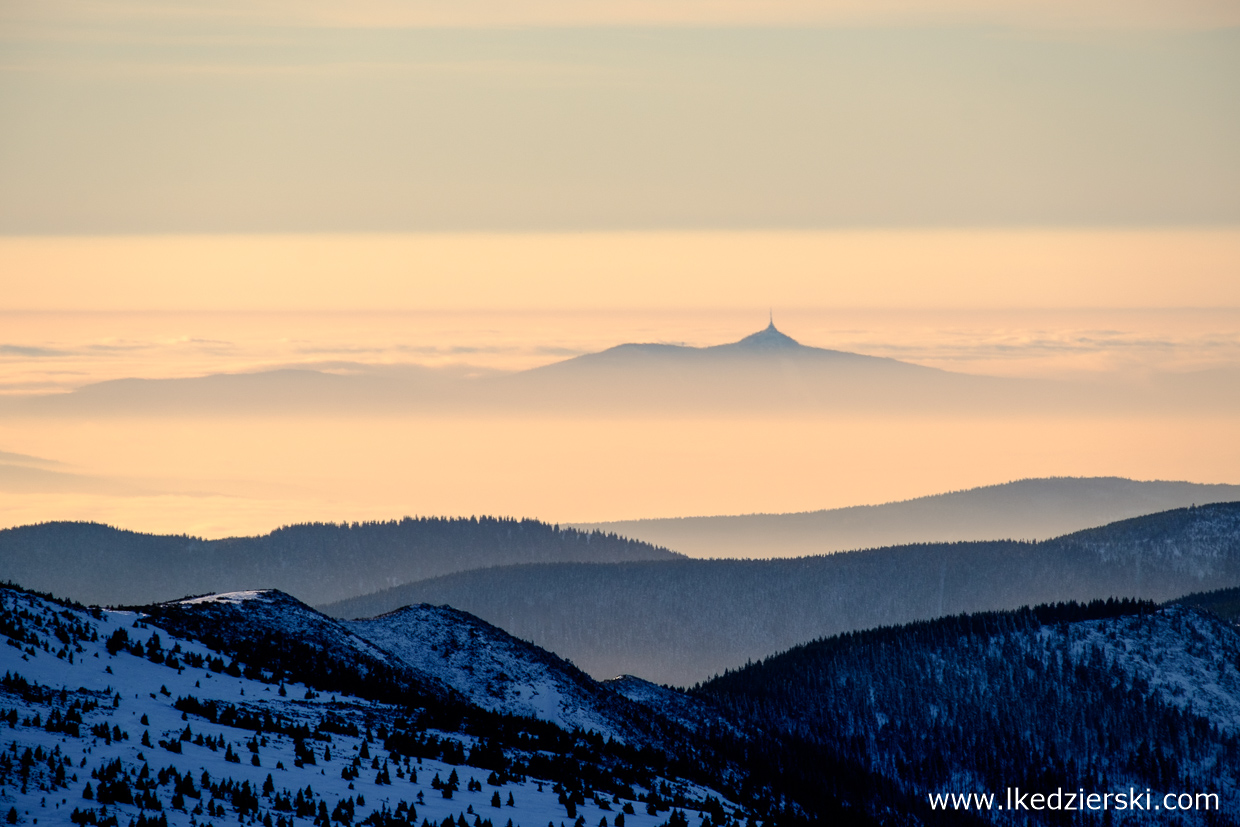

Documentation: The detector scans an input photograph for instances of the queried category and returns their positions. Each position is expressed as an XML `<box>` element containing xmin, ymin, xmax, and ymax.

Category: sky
<box><xmin>0</xmin><ymin>1</ymin><xmax>1237</xmax><ymax>538</ymax></box>
<box><xmin>3</xmin><ymin>3</ymin><xmax>1239</xmax><ymax>231</ymax></box>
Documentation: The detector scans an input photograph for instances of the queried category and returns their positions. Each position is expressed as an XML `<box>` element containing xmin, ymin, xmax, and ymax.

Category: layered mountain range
<box><xmin>5</xmin><ymin>479</ymin><xmax>1236</xmax><ymax>616</ymax></box>
<box><xmin>5</xmin><ymin>471</ymin><xmax>1240</xmax><ymax>825</ymax></box>
<box><xmin>326</xmin><ymin>502</ymin><xmax>1240</xmax><ymax>684</ymax></box>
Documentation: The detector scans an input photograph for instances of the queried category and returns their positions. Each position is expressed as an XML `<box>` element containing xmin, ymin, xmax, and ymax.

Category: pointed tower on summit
<box><xmin>731</xmin><ymin>313</ymin><xmax>802</xmax><ymax>350</ymax></box>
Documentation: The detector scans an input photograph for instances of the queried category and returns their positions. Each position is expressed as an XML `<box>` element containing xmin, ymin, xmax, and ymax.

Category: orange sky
<box><xmin>3</xmin><ymin>0</ymin><xmax>1238</xmax><ymax>538</ymax></box>
<box><xmin>1</xmin><ymin>230</ymin><xmax>1238</xmax><ymax>537</ymax></box>
<box><xmin>5</xmin><ymin>230</ymin><xmax>1240</xmax><ymax>312</ymax></box>
<box><xmin>2</xmin><ymin>413</ymin><xmax>1238</xmax><ymax>538</ymax></box>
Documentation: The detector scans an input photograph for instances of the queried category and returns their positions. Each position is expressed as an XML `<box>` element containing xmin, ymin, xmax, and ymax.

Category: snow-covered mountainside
<box><xmin>1064</xmin><ymin>605</ymin><xmax>1240</xmax><ymax>730</ymax></box>
<box><xmin>345</xmin><ymin>607</ymin><xmax>651</xmax><ymax>743</ymax></box>
<box><xmin>11</xmin><ymin>576</ymin><xmax>1240</xmax><ymax>827</ymax></box>
<box><xmin>140</xmin><ymin>590</ymin><xmax>454</xmax><ymax>707</ymax></box>
<box><xmin>701</xmin><ymin>600</ymin><xmax>1240</xmax><ymax>826</ymax></box>
<box><xmin>602</xmin><ymin>680</ymin><xmax>734</xmax><ymax>739</ymax></box>
<box><xmin>0</xmin><ymin>586</ymin><xmax>756</xmax><ymax>827</ymax></box>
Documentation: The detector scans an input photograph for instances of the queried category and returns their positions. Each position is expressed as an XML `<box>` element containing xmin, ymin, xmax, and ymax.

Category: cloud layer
<box><xmin>10</xmin><ymin>0</ymin><xmax>1240</xmax><ymax>30</ymax></box>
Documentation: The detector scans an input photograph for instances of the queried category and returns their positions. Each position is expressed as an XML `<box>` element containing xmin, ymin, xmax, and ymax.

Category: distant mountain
<box><xmin>497</xmin><ymin>319</ymin><xmax>1045</xmax><ymax>414</ymax></box>
<box><xmin>0</xmin><ymin>322</ymin><xmax>1104</xmax><ymax>417</ymax></box>
<box><xmin>524</xmin><ymin>320</ymin><xmax>924</xmax><ymax>373</ymax></box>
<box><xmin>576</xmin><ymin>477</ymin><xmax>1240</xmax><ymax>558</ymax></box>
<box><xmin>697</xmin><ymin>600</ymin><xmax>1240</xmax><ymax>825</ymax></box>
<box><xmin>0</xmin><ymin>364</ymin><xmax>483</xmax><ymax>417</ymax></box>
<box><xmin>0</xmin><ymin>517</ymin><xmax>679</xmax><ymax>607</ymax></box>
<box><xmin>324</xmin><ymin>502</ymin><xmax>1240</xmax><ymax>685</ymax></box>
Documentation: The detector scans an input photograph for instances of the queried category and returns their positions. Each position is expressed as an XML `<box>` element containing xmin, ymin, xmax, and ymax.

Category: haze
<box><xmin>1</xmin><ymin>2</ymin><xmax>1237</xmax><ymax>539</ymax></box>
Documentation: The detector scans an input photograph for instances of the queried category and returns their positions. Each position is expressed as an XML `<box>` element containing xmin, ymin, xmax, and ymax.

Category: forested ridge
<box><xmin>696</xmin><ymin>599</ymin><xmax>1240</xmax><ymax>825</ymax></box>
<box><xmin>326</xmin><ymin>503</ymin><xmax>1240</xmax><ymax>685</ymax></box>
<box><xmin>0</xmin><ymin>517</ymin><xmax>678</xmax><ymax>607</ymax></box>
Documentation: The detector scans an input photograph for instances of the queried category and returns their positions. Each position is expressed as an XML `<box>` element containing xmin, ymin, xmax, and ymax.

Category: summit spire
<box><xmin>733</xmin><ymin>315</ymin><xmax>801</xmax><ymax>349</ymax></box>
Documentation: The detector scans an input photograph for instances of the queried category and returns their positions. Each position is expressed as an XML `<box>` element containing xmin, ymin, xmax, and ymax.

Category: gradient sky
<box><xmin>1</xmin><ymin>2</ymin><xmax>1237</xmax><ymax>538</ymax></box>
<box><xmin>3</xmin><ymin>3</ymin><xmax>1239</xmax><ymax>231</ymax></box>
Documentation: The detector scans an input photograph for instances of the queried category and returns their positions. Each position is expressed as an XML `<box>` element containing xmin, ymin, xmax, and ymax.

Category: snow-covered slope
<box><xmin>345</xmin><ymin>606</ymin><xmax>652</xmax><ymax>743</ymax></box>
<box><xmin>0</xmin><ymin>586</ymin><xmax>753</xmax><ymax>827</ymax></box>
<box><xmin>149</xmin><ymin>593</ymin><xmax>673</xmax><ymax>746</ymax></box>
<box><xmin>142</xmin><ymin>589</ymin><xmax>455</xmax><ymax>706</ymax></box>
<box><xmin>1058</xmin><ymin>605</ymin><xmax>1240</xmax><ymax>732</ymax></box>
<box><xmin>702</xmin><ymin>601</ymin><xmax>1240</xmax><ymax>826</ymax></box>
<box><xmin>603</xmin><ymin>678</ymin><xmax>736</xmax><ymax>738</ymax></box>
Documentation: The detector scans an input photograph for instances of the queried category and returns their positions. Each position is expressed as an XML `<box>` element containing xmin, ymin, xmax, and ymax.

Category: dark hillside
<box><xmin>0</xmin><ymin>516</ymin><xmax>678</xmax><ymax>606</ymax></box>
<box><xmin>696</xmin><ymin>600</ymin><xmax>1240</xmax><ymax>825</ymax></box>
<box><xmin>325</xmin><ymin>503</ymin><xmax>1240</xmax><ymax>685</ymax></box>
<box><xmin>1171</xmin><ymin>585</ymin><xmax>1240</xmax><ymax>621</ymax></box>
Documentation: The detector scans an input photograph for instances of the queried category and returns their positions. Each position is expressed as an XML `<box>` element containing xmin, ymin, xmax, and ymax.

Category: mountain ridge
<box><xmin>574</xmin><ymin>476</ymin><xmax>1240</xmax><ymax>558</ymax></box>
<box><xmin>324</xmin><ymin>502</ymin><xmax>1240</xmax><ymax>685</ymax></box>
<box><xmin>0</xmin><ymin>517</ymin><xmax>679</xmax><ymax>607</ymax></box>
<box><xmin>526</xmin><ymin>320</ymin><xmax>932</xmax><ymax>372</ymax></box>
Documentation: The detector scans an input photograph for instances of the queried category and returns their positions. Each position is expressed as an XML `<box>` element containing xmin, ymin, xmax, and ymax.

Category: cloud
<box><xmin>0</xmin><ymin>462</ymin><xmax>228</xmax><ymax>497</ymax></box>
<box><xmin>0</xmin><ymin>344</ymin><xmax>68</xmax><ymax>357</ymax></box>
<box><xmin>294</xmin><ymin>343</ymin><xmax>586</xmax><ymax>358</ymax></box>
<box><xmin>8</xmin><ymin>0</ymin><xmax>1239</xmax><ymax>30</ymax></box>
<box><xmin>0</xmin><ymin>450</ymin><xmax>65</xmax><ymax>468</ymax></box>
